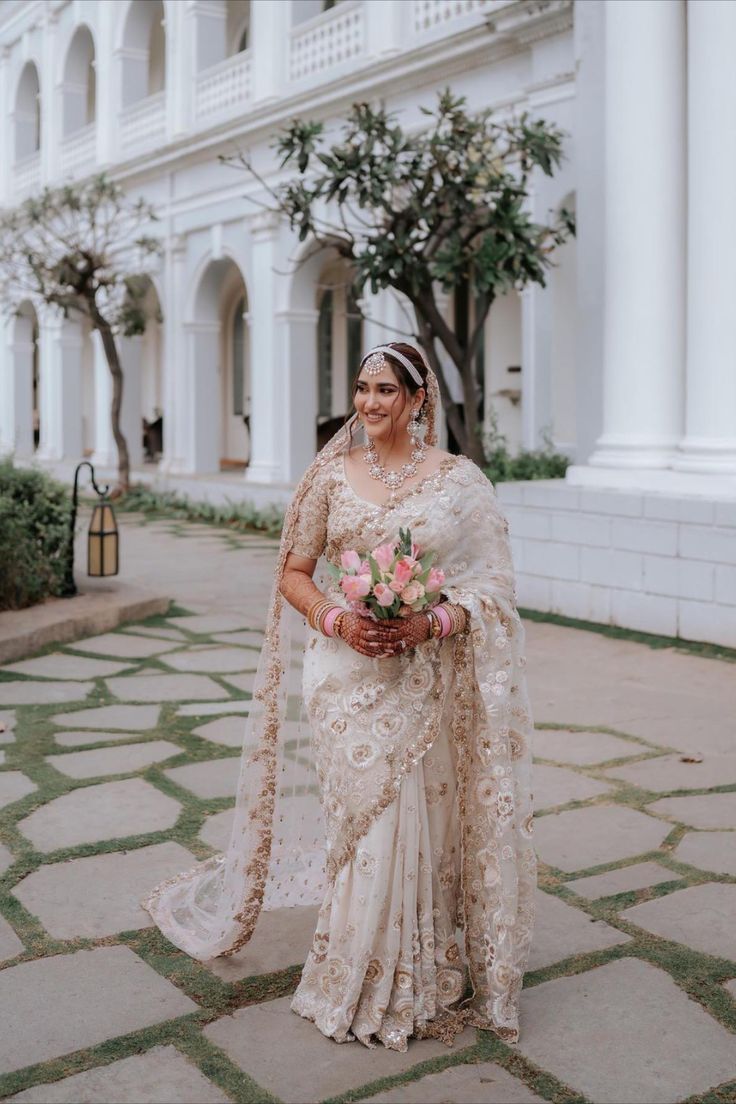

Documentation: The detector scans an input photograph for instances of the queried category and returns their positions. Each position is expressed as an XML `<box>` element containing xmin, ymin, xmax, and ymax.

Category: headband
<box><xmin>360</xmin><ymin>345</ymin><xmax>424</xmax><ymax>387</ymax></box>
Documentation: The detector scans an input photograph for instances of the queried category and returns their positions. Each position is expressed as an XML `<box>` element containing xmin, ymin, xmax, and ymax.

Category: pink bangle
<box><xmin>435</xmin><ymin>605</ymin><xmax>452</xmax><ymax>638</ymax></box>
<box><xmin>322</xmin><ymin>606</ymin><xmax>342</xmax><ymax>637</ymax></box>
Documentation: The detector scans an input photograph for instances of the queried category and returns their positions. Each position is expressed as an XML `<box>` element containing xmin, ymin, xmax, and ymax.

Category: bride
<box><xmin>143</xmin><ymin>341</ymin><xmax>536</xmax><ymax>1052</ymax></box>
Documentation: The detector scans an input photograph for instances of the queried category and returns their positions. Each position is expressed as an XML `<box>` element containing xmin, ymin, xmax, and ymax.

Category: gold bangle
<box><xmin>307</xmin><ymin>598</ymin><xmax>331</xmax><ymax>632</ymax></box>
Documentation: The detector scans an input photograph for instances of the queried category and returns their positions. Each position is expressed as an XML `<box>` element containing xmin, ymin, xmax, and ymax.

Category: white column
<box><xmin>159</xmin><ymin>235</ymin><xmax>187</xmax><ymax>473</ymax></box>
<box><xmin>588</xmin><ymin>0</ymin><xmax>686</xmax><ymax>469</ymax></box>
<box><xmin>183</xmin><ymin>322</ymin><xmax>220</xmax><ymax>474</ymax></box>
<box><xmin>675</xmin><ymin>0</ymin><xmax>736</xmax><ymax>473</ymax></box>
<box><xmin>365</xmin><ymin>0</ymin><xmax>406</xmax><ymax>57</ymax></box>
<box><xmin>245</xmin><ymin>212</ymin><xmax>284</xmax><ymax>484</ymax></box>
<box><xmin>250</xmin><ymin>0</ymin><xmax>289</xmax><ymax>103</ymax></box>
<box><xmin>41</xmin><ymin>9</ymin><xmax>61</xmax><ymax>183</ymax></box>
<box><xmin>37</xmin><ymin>315</ymin><xmax>83</xmax><ymax>461</ymax></box>
<box><xmin>276</xmin><ymin>308</ymin><xmax>319</xmax><ymax>483</ymax></box>
<box><xmin>8</xmin><ymin>327</ymin><xmax>35</xmax><ymax>459</ymax></box>
<box><xmin>119</xmin><ymin>334</ymin><xmax>144</xmax><ymax>469</ymax></box>
<box><xmin>0</xmin><ymin>47</ymin><xmax>10</xmax><ymax>205</ymax></box>
<box><xmin>95</xmin><ymin>2</ymin><xmax>115</xmax><ymax>166</ymax></box>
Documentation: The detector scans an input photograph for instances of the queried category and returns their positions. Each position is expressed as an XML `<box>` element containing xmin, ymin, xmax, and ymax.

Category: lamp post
<box><xmin>61</xmin><ymin>461</ymin><xmax>119</xmax><ymax>598</ymax></box>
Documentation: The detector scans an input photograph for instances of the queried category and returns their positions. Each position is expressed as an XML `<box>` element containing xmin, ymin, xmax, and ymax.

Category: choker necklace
<box><xmin>363</xmin><ymin>436</ymin><xmax>428</xmax><ymax>490</ymax></box>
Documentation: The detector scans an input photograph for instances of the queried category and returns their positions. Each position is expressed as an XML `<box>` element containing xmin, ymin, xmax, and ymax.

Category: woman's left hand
<box><xmin>377</xmin><ymin>612</ymin><xmax>430</xmax><ymax>656</ymax></box>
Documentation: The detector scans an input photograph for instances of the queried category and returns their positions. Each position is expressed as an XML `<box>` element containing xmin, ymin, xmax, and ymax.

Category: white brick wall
<box><xmin>495</xmin><ymin>480</ymin><xmax>736</xmax><ymax>648</ymax></box>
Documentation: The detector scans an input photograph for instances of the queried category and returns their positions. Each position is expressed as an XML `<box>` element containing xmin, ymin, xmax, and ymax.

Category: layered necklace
<box><xmin>362</xmin><ymin>420</ymin><xmax>427</xmax><ymax>490</ymax></box>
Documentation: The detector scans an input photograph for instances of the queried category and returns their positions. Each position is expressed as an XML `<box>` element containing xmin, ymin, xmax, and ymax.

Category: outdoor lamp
<box><xmin>62</xmin><ymin>461</ymin><xmax>120</xmax><ymax>597</ymax></box>
<box><xmin>87</xmin><ymin>498</ymin><xmax>119</xmax><ymax>577</ymax></box>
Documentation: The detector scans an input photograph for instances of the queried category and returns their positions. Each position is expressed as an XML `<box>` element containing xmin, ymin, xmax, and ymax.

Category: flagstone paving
<box><xmin>12</xmin><ymin>842</ymin><xmax>197</xmax><ymax>940</ymax></box>
<box><xmin>105</xmin><ymin>673</ymin><xmax>230</xmax><ymax>702</ymax></box>
<box><xmin>54</xmin><ymin>729</ymin><xmax>156</xmax><ymax>748</ymax></box>
<box><xmin>0</xmin><ymin>680</ymin><xmax>94</xmax><ymax>705</ymax></box>
<box><xmin>51</xmin><ymin>703</ymin><xmax>162</xmax><ymax>730</ymax></box>
<box><xmin>516</xmin><ymin>958</ymin><xmax>736</xmax><ymax>1104</ymax></box>
<box><xmin>531</xmin><ymin>728</ymin><xmax>643</xmax><ymax>765</ymax></box>
<box><xmin>366</xmin><ymin>1062</ymin><xmax>546</xmax><ymax>1103</ymax></box>
<box><xmin>0</xmin><ymin>772</ymin><xmax>37</xmax><ymax>809</ymax></box>
<box><xmin>0</xmin><ymin>511</ymin><xmax>733</xmax><ymax>1104</ymax></box>
<box><xmin>7</xmin><ymin>1045</ymin><xmax>230</xmax><ymax>1103</ymax></box>
<box><xmin>564</xmin><ymin>861</ymin><xmax>679</xmax><ymax>899</ymax></box>
<box><xmin>17</xmin><ymin>779</ymin><xmax>182</xmax><ymax>851</ymax></box>
<box><xmin>160</xmin><ymin>647</ymin><xmax>255</xmax><ymax>674</ymax></box>
<box><xmin>0</xmin><ymin>946</ymin><xmax>197</xmax><ymax>1075</ymax></box>
<box><xmin>532</xmin><ymin>763</ymin><xmax>613</xmax><ymax>809</ymax></box>
<box><xmin>192</xmin><ymin>715</ymin><xmax>247</xmax><ymax>747</ymax></box>
<box><xmin>645</xmin><ymin>792</ymin><xmax>736</xmax><ymax>829</ymax></box>
<box><xmin>620</xmin><ymin>883</ymin><xmax>736</xmax><ymax>961</ymax></box>
<box><xmin>2</xmin><ymin>654</ymin><xmax>133</xmax><ymax>680</ymax></box>
<box><xmin>44</xmin><ymin>740</ymin><xmax>181</xmax><ymax>779</ymax></box>
<box><xmin>674</xmin><ymin>831</ymin><xmax>736</xmax><ymax>876</ymax></box>
<box><xmin>67</xmin><ymin>632</ymin><xmax>179</xmax><ymax>658</ymax></box>
<box><xmin>604</xmin><ymin>751</ymin><xmax>736</xmax><ymax>792</ymax></box>
<box><xmin>533</xmin><ymin>805</ymin><xmax>672</xmax><ymax>872</ymax></box>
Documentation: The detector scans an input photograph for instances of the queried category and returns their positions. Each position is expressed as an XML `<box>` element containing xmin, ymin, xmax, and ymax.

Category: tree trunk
<box><xmin>457</xmin><ymin>355</ymin><xmax>486</xmax><ymax>467</ymax></box>
<box><xmin>88</xmin><ymin>301</ymin><xmax>130</xmax><ymax>494</ymax></box>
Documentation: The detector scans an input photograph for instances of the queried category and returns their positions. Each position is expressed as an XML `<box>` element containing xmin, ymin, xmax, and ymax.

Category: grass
<box><xmin>0</xmin><ymin>598</ymin><xmax>734</xmax><ymax>1101</ymax></box>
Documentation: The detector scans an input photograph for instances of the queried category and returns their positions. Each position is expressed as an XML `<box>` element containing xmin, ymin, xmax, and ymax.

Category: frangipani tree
<box><xmin>228</xmin><ymin>91</ymin><xmax>574</xmax><ymax>463</ymax></box>
<box><xmin>0</xmin><ymin>174</ymin><xmax>162</xmax><ymax>493</ymax></box>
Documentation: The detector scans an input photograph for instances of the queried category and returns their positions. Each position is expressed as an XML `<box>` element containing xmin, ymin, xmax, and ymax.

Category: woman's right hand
<box><xmin>336</xmin><ymin>613</ymin><xmax>405</xmax><ymax>658</ymax></box>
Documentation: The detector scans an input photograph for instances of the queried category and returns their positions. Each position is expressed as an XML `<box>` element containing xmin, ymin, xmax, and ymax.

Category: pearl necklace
<box><xmin>363</xmin><ymin>436</ymin><xmax>428</xmax><ymax>490</ymax></box>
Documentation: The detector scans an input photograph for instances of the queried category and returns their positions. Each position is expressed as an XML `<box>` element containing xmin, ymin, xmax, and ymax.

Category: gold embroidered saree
<box><xmin>143</xmin><ymin>375</ymin><xmax>535</xmax><ymax>1052</ymax></box>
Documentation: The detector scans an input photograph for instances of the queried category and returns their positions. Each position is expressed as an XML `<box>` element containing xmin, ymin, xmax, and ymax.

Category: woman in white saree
<box><xmin>143</xmin><ymin>342</ymin><xmax>536</xmax><ymax>1052</ymax></box>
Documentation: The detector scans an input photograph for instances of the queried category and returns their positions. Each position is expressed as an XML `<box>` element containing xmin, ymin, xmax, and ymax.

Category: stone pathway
<box><xmin>0</xmin><ymin>511</ymin><xmax>734</xmax><ymax>1103</ymax></box>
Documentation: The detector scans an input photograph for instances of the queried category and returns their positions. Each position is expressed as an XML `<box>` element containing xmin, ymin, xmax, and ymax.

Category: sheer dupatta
<box><xmin>141</xmin><ymin>368</ymin><xmax>444</xmax><ymax>961</ymax></box>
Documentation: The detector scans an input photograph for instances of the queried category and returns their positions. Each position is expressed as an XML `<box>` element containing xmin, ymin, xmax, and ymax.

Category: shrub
<box><xmin>480</xmin><ymin>417</ymin><xmax>570</xmax><ymax>484</ymax></box>
<box><xmin>0</xmin><ymin>460</ymin><xmax>72</xmax><ymax>610</ymax></box>
<box><xmin>117</xmin><ymin>485</ymin><xmax>284</xmax><ymax>537</ymax></box>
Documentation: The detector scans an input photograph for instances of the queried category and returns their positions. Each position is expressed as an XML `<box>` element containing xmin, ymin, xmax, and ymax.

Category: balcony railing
<box><xmin>12</xmin><ymin>151</ymin><xmax>41</xmax><ymax>200</ymax></box>
<box><xmin>119</xmin><ymin>91</ymin><xmax>166</xmax><ymax>158</ymax></box>
<box><xmin>289</xmin><ymin>1</ymin><xmax>365</xmax><ymax>82</ymax></box>
<box><xmin>60</xmin><ymin>123</ymin><xmax>97</xmax><ymax>180</ymax></box>
<box><xmin>413</xmin><ymin>0</ymin><xmax>497</xmax><ymax>34</ymax></box>
<box><xmin>195</xmin><ymin>49</ymin><xmax>252</xmax><ymax>124</ymax></box>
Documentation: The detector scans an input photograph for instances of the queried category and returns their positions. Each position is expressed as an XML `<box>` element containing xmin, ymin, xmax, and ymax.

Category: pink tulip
<box><xmin>411</xmin><ymin>541</ymin><xmax>422</xmax><ymax>559</ymax></box>
<box><xmin>393</xmin><ymin>558</ymin><xmax>414</xmax><ymax>587</ymax></box>
<box><xmin>359</xmin><ymin>560</ymin><xmax>371</xmax><ymax>575</ymax></box>
<box><xmin>426</xmin><ymin>567</ymin><xmax>445</xmax><ymax>593</ymax></box>
<box><xmin>389</xmin><ymin>575</ymin><xmax>406</xmax><ymax>594</ymax></box>
<box><xmin>341</xmin><ymin>549</ymin><xmax>362</xmax><ymax>573</ymax></box>
<box><xmin>341</xmin><ymin>573</ymin><xmax>372</xmax><ymax>601</ymax></box>
<box><xmin>372</xmin><ymin>543</ymin><xmax>396</xmax><ymax>572</ymax></box>
<box><xmin>374</xmin><ymin>582</ymin><xmax>397</xmax><ymax>607</ymax></box>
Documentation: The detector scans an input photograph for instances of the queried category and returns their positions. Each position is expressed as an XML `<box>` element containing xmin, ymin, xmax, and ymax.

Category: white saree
<box><xmin>143</xmin><ymin>376</ymin><xmax>536</xmax><ymax>1052</ymax></box>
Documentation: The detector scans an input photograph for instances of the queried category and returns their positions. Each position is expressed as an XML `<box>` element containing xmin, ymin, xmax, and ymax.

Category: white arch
<box><xmin>189</xmin><ymin>255</ymin><xmax>251</xmax><ymax>468</ymax></box>
<box><xmin>118</xmin><ymin>0</ymin><xmax>167</xmax><ymax>106</ymax></box>
<box><xmin>14</xmin><ymin>61</ymin><xmax>41</xmax><ymax>160</ymax></box>
<box><xmin>62</xmin><ymin>24</ymin><xmax>96</xmax><ymax>135</ymax></box>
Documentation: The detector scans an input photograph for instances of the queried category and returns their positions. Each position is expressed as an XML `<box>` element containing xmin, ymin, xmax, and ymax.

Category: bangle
<box><xmin>322</xmin><ymin>606</ymin><xmax>342</xmax><ymax>637</ymax></box>
<box><xmin>435</xmin><ymin>604</ymin><xmax>453</xmax><ymax>638</ymax></box>
<box><xmin>333</xmin><ymin>612</ymin><xmax>346</xmax><ymax>639</ymax></box>
<box><xmin>426</xmin><ymin>609</ymin><xmax>442</xmax><ymax>639</ymax></box>
<box><xmin>306</xmin><ymin>598</ymin><xmax>332</xmax><ymax>632</ymax></box>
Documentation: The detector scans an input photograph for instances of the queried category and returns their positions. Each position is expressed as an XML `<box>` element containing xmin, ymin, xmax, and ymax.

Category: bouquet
<box><xmin>327</xmin><ymin>527</ymin><xmax>445</xmax><ymax>621</ymax></box>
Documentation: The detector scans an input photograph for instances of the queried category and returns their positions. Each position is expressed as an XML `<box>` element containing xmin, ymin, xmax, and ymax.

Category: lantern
<box><xmin>87</xmin><ymin>499</ymin><xmax>119</xmax><ymax>577</ymax></box>
<box><xmin>62</xmin><ymin>461</ymin><xmax>120</xmax><ymax>598</ymax></box>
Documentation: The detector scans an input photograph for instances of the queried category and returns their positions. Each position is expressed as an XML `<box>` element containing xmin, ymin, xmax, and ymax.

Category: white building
<box><xmin>0</xmin><ymin>0</ymin><xmax>734</xmax><ymax>647</ymax></box>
